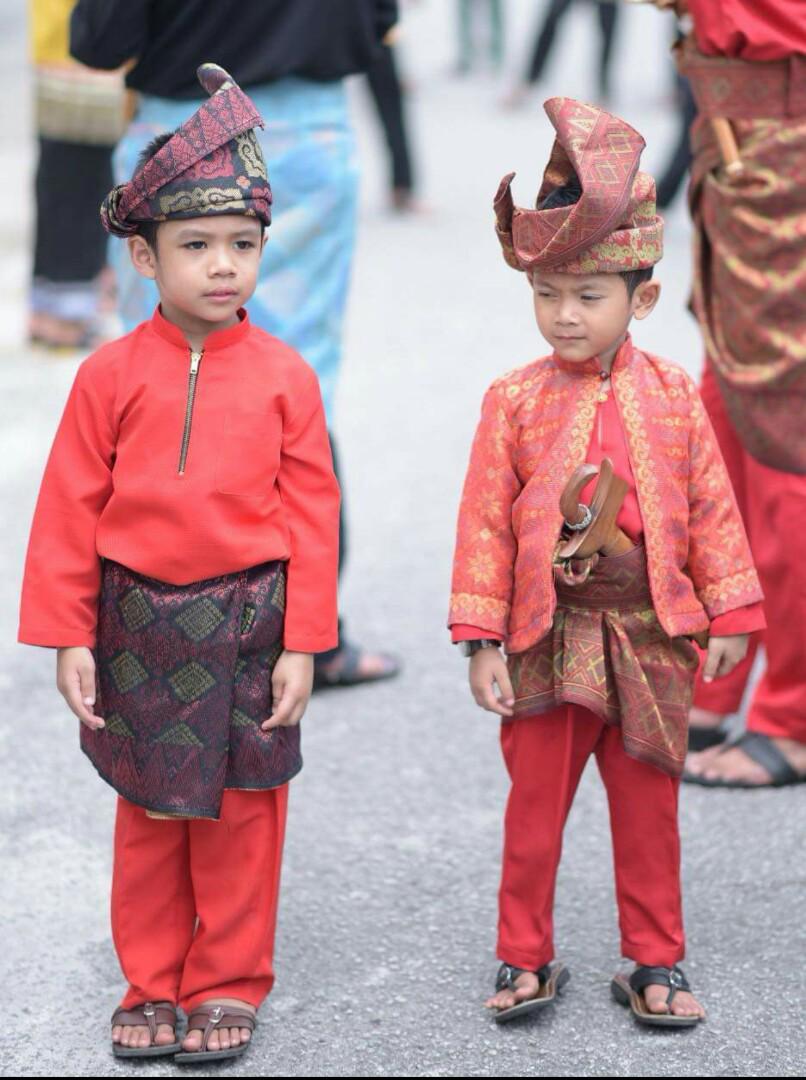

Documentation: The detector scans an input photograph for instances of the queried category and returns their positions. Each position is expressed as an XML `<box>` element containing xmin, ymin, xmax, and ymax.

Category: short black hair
<box><xmin>537</xmin><ymin>175</ymin><xmax>583</xmax><ymax>211</ymax></box>
<box><xmin>537</xmin><ymin>176</ymin><xmax>654</xmax><ymax>297</ymax></box>
<box><xmin>135</xmin><ymin>219</ymin><xmax>161</xmax><ymax>250</ymax></box>
<box><xmin>133</xmin><ymin>131</ymin><xmax>176</xmax><ymax>250</ymax></box>
<box><xmin>134</xmin><ymin>131</ymin><xmax>175</xmax><ymax>175</ymax></box>
<box><xmin>620</xmin><ymin>266</ymin><xmax>654</xmax><ymax>297</ymax></box>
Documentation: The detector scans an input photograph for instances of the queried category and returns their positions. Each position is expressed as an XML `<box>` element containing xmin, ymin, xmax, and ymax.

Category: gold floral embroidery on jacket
<box><xmin>449</xmin><ymin>340</ymin><xmax>762</xmax><ymax>653</ymax></box>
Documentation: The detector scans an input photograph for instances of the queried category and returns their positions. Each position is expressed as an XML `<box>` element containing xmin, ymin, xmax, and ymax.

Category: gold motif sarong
<box><xmin>506</xmin><ymin>547</ymin><xmax>698</xmax><ymax>777</ymax></box>
<box><xmin>679</xmin><ymin>38</ymin><xmax>806</xmax><ymax>473</ymax></box>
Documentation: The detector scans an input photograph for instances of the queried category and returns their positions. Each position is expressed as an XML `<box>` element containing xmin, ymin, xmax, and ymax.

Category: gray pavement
<box><xmin>2</xmin><ymin>2</ymin><xmax>803</xmax><ymax>1076</ymax></box>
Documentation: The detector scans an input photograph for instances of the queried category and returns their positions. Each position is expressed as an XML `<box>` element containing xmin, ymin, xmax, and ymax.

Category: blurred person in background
<box><xmin>503</xmin><ymin>0</ymin><xmax>620</xmax><ymax>107</ymax></box>
<box><xmin>366</xmin><ymin>37</ymin><xmax>421</xmax><ymax>212</ymax></box>
<box><xmin>647</xmin><ymin>0</ymin><xmax>806</xmax><ymax>788</ymax></box>
<box><xmin>70</xmin><ymin>0</ymin><xmax>401</xmax><ymax>690</ymax></box>
<box><xmin>655</xmin><ymin>76</ymin><xmax>696</xmax><ymax>209</ymax></box>
<box><xmin>653</xmin><ymin>8</ymin><xmax>697</xmax><ymax>210</ymax></box>
<box><xmin>456</xmin><ymin>0</ymin><xmax>505</xmax><ymax>74</ymax></box>
<box><xmin>28</xmin><ymin>0</ymin><xmax>127</xmax><ymax>349</ymax></box>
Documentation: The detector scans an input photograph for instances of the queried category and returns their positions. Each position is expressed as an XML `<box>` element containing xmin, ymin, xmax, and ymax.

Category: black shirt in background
<box><xmin>70</xmin><ymin>0</ymin><xmax>399</xmax><ymax>98</ymax></box>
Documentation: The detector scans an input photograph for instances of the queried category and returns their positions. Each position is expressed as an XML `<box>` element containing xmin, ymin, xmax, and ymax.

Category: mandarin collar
<box><xmin>149</xmin><ymin>305</ymin><xmax>251</xmax><ymax>351</ymax></box>
<box><xmin>552</xmin><ymin>333</ymin><xmax>634</xmax><ymax>376</ymax></box>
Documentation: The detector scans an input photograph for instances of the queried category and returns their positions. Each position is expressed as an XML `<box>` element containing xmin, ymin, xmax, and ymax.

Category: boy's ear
<box><xmin>631</xmin><ymin>279</ymin><xmax>661</xmax><ymax>320</ymax></box>
<box><xmin>128</xmin><ymin>235</ymin><xmax>158</xmax><ymax>280</ymax></box>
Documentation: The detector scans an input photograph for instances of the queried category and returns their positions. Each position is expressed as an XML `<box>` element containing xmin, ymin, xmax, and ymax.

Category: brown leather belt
<box><xmin>676</xmin><ymin>36</ymin><xmax>806</xmax><ymax>119</ymax></box>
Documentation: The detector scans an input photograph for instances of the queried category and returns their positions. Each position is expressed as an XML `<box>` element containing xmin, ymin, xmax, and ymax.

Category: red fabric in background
<box><xmin>688</xmin><ymin>0</ymin><xmax>806</xmax><ymax>60</ymax></box>
<box><xmin>694</xmin><ymin>362</ymin><xmax>806</xmax><ymax>740</ymax></box>
<box><xmin>113</xmin><ymin>785</ymin><xmax>288</xmax><ymax>1014</ymax></box>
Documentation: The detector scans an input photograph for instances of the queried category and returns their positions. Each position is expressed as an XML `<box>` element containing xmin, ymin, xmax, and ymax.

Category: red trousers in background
<box><xmin>694</xmin><ymin>362</ymin><xmax>806</xmax><ymax>742</ymax></box>
<box><xmin>498</xmin><ymin>706</ymin><xmax>685</xmax><ymax>971</ymax></box>
<box><xmin>112</xmin><ymin>785</ymin><xmax>289</xmax><ymax>1014</ymax></box>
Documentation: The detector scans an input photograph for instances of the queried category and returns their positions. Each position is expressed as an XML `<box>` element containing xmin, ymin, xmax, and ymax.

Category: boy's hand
<box><xmin>56</xmin><ymin>646</ymin><xmax>104</xmax><ymax>730</ymax></box>
<box><xmin>702</xmin><ymin>634</ymin><xmax>749</xmax><ymax>683</ymax></box>
<box><xmin>469</xmin><ymin>646</ymin><xmax>515</xmax><ymax>717</ymax></box>
<box><xmin>262</xmin><ymin>650</ymin><xmax>314</xmax><ymax>730</ymax></box>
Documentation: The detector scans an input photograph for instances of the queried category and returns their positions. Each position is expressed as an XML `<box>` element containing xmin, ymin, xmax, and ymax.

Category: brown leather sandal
<box><xmin>173</xmin><ymin>1003</ymin><xmax>257</xmax><ymax>1064</ymax></box>
<box><xmin>110</xmin><ymin>1001</ymin><xmax>181</xmax><ymax>1058</ymax></box>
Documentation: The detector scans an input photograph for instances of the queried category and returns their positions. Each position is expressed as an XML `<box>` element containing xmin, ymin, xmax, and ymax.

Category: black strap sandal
<box><xmin>687</xmin><ymin>720</ymin><xmax>730</xmax><ymax>754</ymax></box>
<box><xmin>313</xmin><ymin>640</ymin><xmax>401</xmax><ymax>690</ymax></box>
<box><xmin>683</xmin><ymin>731</ymin><xmax>805</xmax><ymax>788</ymax></box>
<box><xmin>491</xmin><ymin>961</ymin><xmax>570</xmax><ymax>1023</ymax></box>
<box><xmin>611</xmin><ymin>965</ymin><xmax>703</xmax><ymax>1027</ymax></box>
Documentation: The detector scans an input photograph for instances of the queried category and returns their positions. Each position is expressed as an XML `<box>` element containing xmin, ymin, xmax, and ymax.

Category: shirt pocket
<box><xmin>215</xmin><ymin>411</ymin><xmax>283</xmax><ymax>497</ymax></box>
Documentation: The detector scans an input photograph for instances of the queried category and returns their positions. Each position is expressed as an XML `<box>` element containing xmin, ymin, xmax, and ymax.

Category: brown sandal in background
<box><xmin>110</xmin><ymin>1000</ymin><xmax>181</xmax><ymax>1058</ymax></box>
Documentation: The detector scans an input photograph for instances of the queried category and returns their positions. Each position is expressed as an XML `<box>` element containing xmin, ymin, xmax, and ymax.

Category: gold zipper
<box><xmin>178</xmin><ymin>349</ymin><xmax>203</xmax><ymax>474</ymax></box>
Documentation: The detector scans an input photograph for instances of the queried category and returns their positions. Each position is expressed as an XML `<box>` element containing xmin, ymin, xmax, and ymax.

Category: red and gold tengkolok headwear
<box><xmin>494</xmin><ymin>97</ymin><xmax>663</xmax><ymax>274</ymax></box>
<box><xmin>101</xmin><ymin>63</ymin><xmax>272</xmax><ymax>238</ymax></box>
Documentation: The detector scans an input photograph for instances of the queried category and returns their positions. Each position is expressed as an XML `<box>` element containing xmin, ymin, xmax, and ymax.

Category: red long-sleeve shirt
<box><xmin>687</xmin><ymin>0</ymin><xmax>806</xmax><ymax>60</ymax></box>
<box><xmin>452</xmin><ymin>360</ymin><xmax>765</xmax><ymax>644</ymax></box>
<box><xmin>19</xmin><ymin>307</ymin><xmax>340</xmax><ymax>652</ymax></box>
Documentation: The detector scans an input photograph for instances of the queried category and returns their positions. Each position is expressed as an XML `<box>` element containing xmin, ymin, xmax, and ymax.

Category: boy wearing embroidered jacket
<box><xmin>19</xmin><ymin>65</ymin><xmax>339</xmax><ymax>1061</ymax></box>
<box><xmin>449</xmin><ymin>98</ymin><xmax>765</xmax><ymax>1027</ymax></box>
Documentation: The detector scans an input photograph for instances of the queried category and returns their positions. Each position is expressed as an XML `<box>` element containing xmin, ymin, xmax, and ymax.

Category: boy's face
<box><xmin>128</xmin><ymin>216</ymin><xmax>265</xmax><ymax>332</ymax></box>
<box><xmin>530</xmin><ymin>270</ymin><xmax>660</xmax><ymax>365</ymax></box>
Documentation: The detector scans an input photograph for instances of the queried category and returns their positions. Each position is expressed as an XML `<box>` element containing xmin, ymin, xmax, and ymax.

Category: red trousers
<box><xmin>112</xmin><ymin>785</ymin><xmax>288</xmax><ymax>1014</ymax></box>
<box><xmin>694</xmin><ymin>363</ymin><xmax>806</xmax><ymax>742</ymax></box>
<box><xmin>498</xmin><ymin>706</ymin><xmax>685</xmax><ymax>971</ymax></box>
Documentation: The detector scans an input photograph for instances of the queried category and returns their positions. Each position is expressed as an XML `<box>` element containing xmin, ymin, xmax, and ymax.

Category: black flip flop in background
<box><xmin>683</xmin><ymin>731</ymin><xmax>806</xmax><ymax>788</ymax></box>
<box><xmin>687</xmin><ymin>720</ymin><xmax>730</xmax><ymax>753</ymax></box>
<box><xmin>313</xmin><ymin>640</ymin><xmax>400</xmax><ymax>690</ymax></box>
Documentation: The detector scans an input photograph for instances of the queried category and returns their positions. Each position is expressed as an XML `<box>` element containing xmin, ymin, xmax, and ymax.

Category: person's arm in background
<box><xmin>69</xmin><ymin>0</ymin><xmax>148</xmax><ymax>69</ymax></box>
<box><xmin>374</xmin><ymin>0</ymin><xmax>399</xmax><ymax>42</ymax></box>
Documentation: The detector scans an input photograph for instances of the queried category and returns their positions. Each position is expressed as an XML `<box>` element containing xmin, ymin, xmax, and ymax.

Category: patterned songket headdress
<box><xmin>494</xmin><ymin>97</ymin><xmax>663</xmax><ymax>274</ymax></box>
<box><xmin>101</xmin><ymin>63</ymin><xmax>272</xmax><ymax>237</ymax></box>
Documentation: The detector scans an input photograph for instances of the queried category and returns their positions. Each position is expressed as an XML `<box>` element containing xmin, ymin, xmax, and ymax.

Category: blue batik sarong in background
<box><xmin>110</xmin><ymin>78</ymin><xmax>359</xmax><ymax>422</ymax></box>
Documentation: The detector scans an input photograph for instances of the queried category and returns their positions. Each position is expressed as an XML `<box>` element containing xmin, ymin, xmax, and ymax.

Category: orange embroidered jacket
<box><xmin>449</xmin><ymin>337</ymin><xmax>763</xmax><ymax>654</ymax></box>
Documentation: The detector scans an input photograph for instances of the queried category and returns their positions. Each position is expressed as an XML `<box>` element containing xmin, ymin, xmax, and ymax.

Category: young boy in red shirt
<box><xmin>19</xmin><ymin>65</ymin><xmax>339</xmax><ymax>1062</ymax></box>
<box><xmin>449</xmin><ymin>98</ymin><xmax>765</xmax><ymax>1027</ymax></box>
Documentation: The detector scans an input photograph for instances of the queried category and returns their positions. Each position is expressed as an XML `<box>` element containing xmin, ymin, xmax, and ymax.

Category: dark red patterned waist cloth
<box><xmin>506</xmin><ymin>546</ymin><xmax>698</xmax><ymax>776</ymax></box>
<box><xmin>82</xmin><ymin>558</ymin><xmax>295</xmax><ymax>819</ymax></box>
<box><xmin>675</xmin><ymin>35</ymin><xmax>806</xmax><ymax>120</ymax></box>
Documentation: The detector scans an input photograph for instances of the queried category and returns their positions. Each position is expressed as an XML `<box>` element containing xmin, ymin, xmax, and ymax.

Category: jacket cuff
<box><xmin>448</xmin><ymin>593</ymin><xmax>510</xmax><ymax>638</ymax></box>
<box><xmin>450</xmin><ymin>623</ymin><xmax>505</xmax><ymax>644</ymax></box>
<box><xmin>709</xmin><ymin>602</ymin><xmax>766</xmax><ymax>637</ymax></box>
